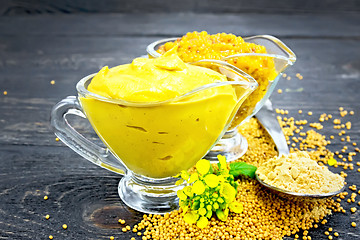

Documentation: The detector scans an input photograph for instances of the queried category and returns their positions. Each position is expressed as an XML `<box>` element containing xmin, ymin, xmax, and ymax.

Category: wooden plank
<box><xmin>0</xmin><ymin>13</ymin><xmax>359</xmax><ymax>38</ymax></box>
<box><xmin>0</xmin><ymin>37</ymin><xmax>359</xmax><ymax>146</ymax></box>
<box><xmin>1</xmin><ymin>0</ymin><xmax>360</xmax><ymax>16</ymax></box>
<box><xmin>0</xmin><ymin>12</ymin><xmax>359</xmax><ymax>240</ymax></box>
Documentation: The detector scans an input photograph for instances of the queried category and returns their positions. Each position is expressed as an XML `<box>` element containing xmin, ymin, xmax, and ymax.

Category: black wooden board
<box><xmin>0</xmin><ymin>12</ymin><xmax>360</xmax><ymax>240</ymax></box>
<box><xmin>1</xmin><ymin>0</ymin><xmax>360</xmax><ymax>15</ymax></box>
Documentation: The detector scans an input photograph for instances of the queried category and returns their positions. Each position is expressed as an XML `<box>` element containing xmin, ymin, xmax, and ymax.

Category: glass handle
<box><xmin>50</xmin><ymin>96</ymin><xmax>127</xmax><ymax>175</ymax></box>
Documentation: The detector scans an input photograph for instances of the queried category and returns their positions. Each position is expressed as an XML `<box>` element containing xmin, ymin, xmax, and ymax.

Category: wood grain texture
<box><xmin>0</xmin><ymin>12</ymin><xmax>359</xmax><ymax>239</ymax></box>
<box><xmin>1</xmin><ymin>0</ymin><xmax>360</xmax><ymax>16</ymax></box>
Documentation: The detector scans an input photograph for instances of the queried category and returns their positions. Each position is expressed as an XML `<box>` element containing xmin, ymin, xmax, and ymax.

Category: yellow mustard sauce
<box><xmin>79</xmin><ymin>49</ymin><xmax>238</xmax><ymax>178</ymax></box>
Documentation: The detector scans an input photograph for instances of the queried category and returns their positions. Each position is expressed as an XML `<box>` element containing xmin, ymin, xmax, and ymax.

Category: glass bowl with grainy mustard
<box><xmin>146</xmin><ymin>31</ymin><xmax>296</xmax><ymax>162</ymax></box>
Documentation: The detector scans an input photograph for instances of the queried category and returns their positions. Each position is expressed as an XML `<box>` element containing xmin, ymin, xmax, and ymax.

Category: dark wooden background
<box><xmin>0</xmin><ymin>0</ymin><xmax>360</xmax><ymax>239</ymax></box>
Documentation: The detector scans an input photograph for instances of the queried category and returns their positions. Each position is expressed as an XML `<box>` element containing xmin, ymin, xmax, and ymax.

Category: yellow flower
<box><xmin>184</xmin><ymin>212</ymin><xmax>199</xmax><ymax>224</ymax></box>
<box><xmin>196</xmin><ymin>159</ymin><xmax>210</xmax><ymax>175</ymax></box>
<box><xmin>181</xmin><ymin>170</ymin><xmax>190</xmax><ymax>180</ymax></box>
<box><xmin>204</xmin><ymin>174</ymin><xmax>220</xmax><ymax>188</ymax></box>
<box><xmin>328</xmin><ymin>157</ymin><xmax>337</xmax><ymax>166</ymax></box>
<box><xmin>198</xmin><ymin>207</ymin><xmax>207</xmax><ymax>216</ymax></box>
<box><xmin>220</xmin><ymin>182</ymin><xmax>236</xmax><ymax>202</ymax></box>
<box><xmin>189</xmin><ymin>173</ymin><xmax>199</xmax><ymax>183</ymax></box>
<box><xmin>177</xmin><ymin>190</ymin><xmax>187</xmax><ymax>201</ymax></box>
<box><xmin>192</xmin><ymin>180</ymin><xmax>206</xmax><ymax>195</ymax></box>
<box><xmin>229</xmin><ymin>201</ymin><xmax>243</xmax><ymax>213</ymax></box>
<box><xmin>197</xmin><ymin>216</ymin><xmax>209</xmax><ymax>228</ymax></box>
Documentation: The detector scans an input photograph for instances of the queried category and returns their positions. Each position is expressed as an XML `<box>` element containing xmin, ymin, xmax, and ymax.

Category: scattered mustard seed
<box><xmin>110</xmin><ymin>237</ymin><xmax>114</xmax><ymax>240</ymax></box>
<box><xmin>45</xmin><ymin>214</ymin><xmax>50</xmax><ymax>220</ymax></box>
<box><xmin>55</xmin><ymin>137</ymin><xmax>59</xmax><ymax>142</ymax></box>
<box><xmin>334</xmin><ymin>232</ymin><xmax>339</xmax><ymax>237</ymax></box>
<box><xmin>351</xmin><ymin>222</ymin><xmax>356</xmax><ymax>227</ymax></box>
<box><xmin>308</xmin><ymin>111</ymin><xmax>313</xmax><ymax>116</ymax></box>
<box><xmin>49</xmin><ymin>235</ymin><xmax>53</xmax><ymax>240</ymax></box>
<box><xmin>62</xmin><ymin>224</ymin><xmax>67</xmax><ymax>230</ymax></box>
<box><xmin>298</xmin><ymin>110</ymin><xmax>303</xmax><ymax>114</ymax></box>
<box><xmin>3</xmin><ymin>91</ymin><xmax>7</xmax><ymax>95</ymax></box>
<box><xmin>287</xmin><ymin>76</ymin><xmax>291</xmax><ymax>80</ymax></box>
<box><xmin>350</xmin><ymin>110</ymin><xmax>354</xmax><ymax>115</ymax></box>
<box><xmin>277</xmin><ymin>89</ymin><xmax>283</xmax><ymax>94</ymax></box>
<box><xmin>50</xmin><ymin>80</ymin><xmax>55</xmax><ymax>85</ymax></box>
<box><xmin>44</xmin><ymin>195</ymin><xmax>48</xmax><ymax>200</ymax></box>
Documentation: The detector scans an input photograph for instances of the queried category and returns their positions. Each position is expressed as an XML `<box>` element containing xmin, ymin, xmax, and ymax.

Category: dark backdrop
<box><xmin>1</xmin><ymin>0</ymin><xmax>360</xmax><ymax>15</ymax></box>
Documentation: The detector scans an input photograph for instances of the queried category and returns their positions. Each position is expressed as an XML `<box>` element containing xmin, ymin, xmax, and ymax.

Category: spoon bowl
<box><xmin>255</xmin><ymin>172</ymin><xmax>345</xmax><ymax>202</ymax></box>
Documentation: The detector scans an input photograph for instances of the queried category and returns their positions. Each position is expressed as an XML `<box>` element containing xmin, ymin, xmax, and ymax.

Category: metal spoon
<box><xmin>255</xmin><ymin>99</ymin><xmax>344</xmax><ymax>200</ymax></box>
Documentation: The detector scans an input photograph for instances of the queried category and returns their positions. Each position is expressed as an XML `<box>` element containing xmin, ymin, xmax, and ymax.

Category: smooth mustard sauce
<box><xmin>80</xmin><ymin>49</ymin><xmax>239</xmax><ymax>178</ymax></box>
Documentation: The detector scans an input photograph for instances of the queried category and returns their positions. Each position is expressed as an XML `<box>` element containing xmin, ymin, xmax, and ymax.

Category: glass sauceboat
<box><xmin>51</xmin><ymin>59</ymin><xmax>257</xmax><ymax>214</ymax></box>
<box><xmin>146</xmin><ymin>35</ymin><xmax>296</xmax><ymax>162</ymax></box>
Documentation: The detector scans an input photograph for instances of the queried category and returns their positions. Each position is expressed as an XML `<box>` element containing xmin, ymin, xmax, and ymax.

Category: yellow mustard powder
<box><xmin>256</xmin><ymin>151</ymin><xmax>344</xmax><ymax>194</ymax></box>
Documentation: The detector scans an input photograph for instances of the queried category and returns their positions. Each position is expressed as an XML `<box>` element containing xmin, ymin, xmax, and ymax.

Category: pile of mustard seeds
<box><xmin>128</xmin><ymin>116</ymin><xmax>349</xmax><ymax>240</ymax></box>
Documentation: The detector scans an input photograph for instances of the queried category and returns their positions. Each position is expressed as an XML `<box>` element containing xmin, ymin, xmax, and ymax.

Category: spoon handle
<box><xmin>255</xmin><ymin>99</ymin><xmax>290</xmax><ymax>156</ymax></box>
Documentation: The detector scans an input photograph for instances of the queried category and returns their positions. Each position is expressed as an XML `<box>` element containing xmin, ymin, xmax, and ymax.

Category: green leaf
<box><xmin>196</xmin><ymin>159</ymin><xmax>211</xmax><ymax>175</ymax></box>
<box><xmin>197</xmin><ymin>216</ymin><xmax>209</xmax><ymax>228</ymax></box>
<box><xmin>229</xmin><ymin>162</ymin><xmax>257</xmax><ymax>178</ymax></box>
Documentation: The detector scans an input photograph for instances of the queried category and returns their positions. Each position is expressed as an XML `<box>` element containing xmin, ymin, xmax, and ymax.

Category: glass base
<box><xmin>204</xmin><ymin>127</ymin><xmax>248</xmax><ymax>163</ymax></box>
<box><xmin>118</xmin><ymin>172</ymin><xmax>184</xmax><ymax>214</ymax></box>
